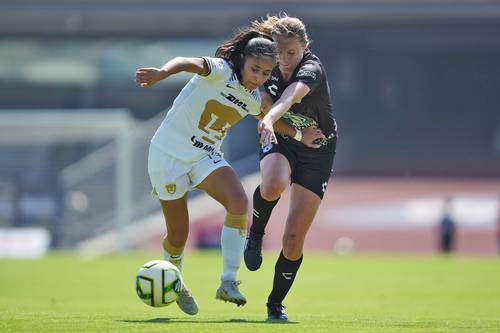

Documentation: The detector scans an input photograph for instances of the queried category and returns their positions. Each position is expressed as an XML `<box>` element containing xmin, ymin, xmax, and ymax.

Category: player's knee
<box><xmin>260</xmin><ymin>179</ymin><xmax>286</xmax><ymax>201</ymax></box>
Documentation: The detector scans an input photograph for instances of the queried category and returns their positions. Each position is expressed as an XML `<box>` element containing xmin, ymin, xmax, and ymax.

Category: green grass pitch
<box><xmin>1</xmin><ymin>251</ymin><xmax>500</xmax><ymax>332</ymax></box>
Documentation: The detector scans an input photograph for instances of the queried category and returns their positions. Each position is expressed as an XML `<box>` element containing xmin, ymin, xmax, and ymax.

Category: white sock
<box><xmin>220</xmin><ymin>225</ymin><xmax>246</xmax><ymax>281</ymax></box>
<box><xmin>164</xmin><ymin>250</ymin><xmax>184</xmax><ymax>272</ymax></box>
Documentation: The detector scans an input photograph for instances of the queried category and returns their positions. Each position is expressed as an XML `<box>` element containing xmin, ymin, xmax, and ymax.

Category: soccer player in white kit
<box><xmin>136</xmin><ymin>26</ymin><xmax>325</xmax><ymax>316</ymax></box>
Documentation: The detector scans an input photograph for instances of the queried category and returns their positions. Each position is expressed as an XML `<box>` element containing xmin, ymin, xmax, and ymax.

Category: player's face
<box><xmin>276</xmin><ymin>36</ymin><xmax>306</xmax><ymax>78</ymax></box>
<box><xmin>240</xmin><ymin>55</ymin><xmax>274</xmax><ymax>91</ymax></box>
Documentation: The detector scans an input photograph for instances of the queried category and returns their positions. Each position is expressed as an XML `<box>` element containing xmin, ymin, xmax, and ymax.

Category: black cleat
<box><xmin>244</xmin><ymin>232</ymin><xmax>263</xmax><ymax>271</ymax></box>
<box><xmin>267</xmin><ymin>302</ymin><xmax>288</xmax><ymax>321</ymax></box>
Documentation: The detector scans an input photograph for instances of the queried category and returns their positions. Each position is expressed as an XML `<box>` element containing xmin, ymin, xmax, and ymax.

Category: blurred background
<box><xmin>1</xmin><ymin>0</ymin><xmax>499</xmax><ymax>258</ymax></box>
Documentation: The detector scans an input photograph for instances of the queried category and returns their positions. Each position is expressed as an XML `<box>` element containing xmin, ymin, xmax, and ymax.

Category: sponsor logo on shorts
<box><xmin>322</xmin><ymin>181</ymin><xmax>328</xmax><ymax>193</ymax></box>
<box><xmin>208</xmin><ymin>155</ymin><xmax>224</xmax><ymax>164</ymax></box>
<box><xmin>165</xmin><ymin>183</ymin><xmax>176</xmax><ymax>194</ymax></box>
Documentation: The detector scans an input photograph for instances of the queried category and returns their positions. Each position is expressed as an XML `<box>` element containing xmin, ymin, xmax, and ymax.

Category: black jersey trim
<box><xmin>201</xmin><ymin>57</ymin><xmax>212</xmax><ymax>77</ymax></box>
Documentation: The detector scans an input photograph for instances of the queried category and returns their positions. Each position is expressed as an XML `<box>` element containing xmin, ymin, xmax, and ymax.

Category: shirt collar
<box><xmin>227</xmin><ymin>74</ymin><xmax>254</xmax><ymax>94</ymax></box>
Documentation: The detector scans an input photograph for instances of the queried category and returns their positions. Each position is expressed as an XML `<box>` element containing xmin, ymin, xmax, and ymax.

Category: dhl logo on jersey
<box><xmin>220</xmin><ymin>92</ymin><xmax>249</xmax><ymax>113</ymax></box>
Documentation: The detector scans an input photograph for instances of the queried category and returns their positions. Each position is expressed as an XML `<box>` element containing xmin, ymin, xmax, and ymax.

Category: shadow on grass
<box><xmin>332</xmin><ymin>319</ymin><xmax>500</xmax><ymax>330</ymax></box>
<box><xmin>119</xmin><ymin>317</ymin><xmax>298</xmax><ymax>325</ymax></box>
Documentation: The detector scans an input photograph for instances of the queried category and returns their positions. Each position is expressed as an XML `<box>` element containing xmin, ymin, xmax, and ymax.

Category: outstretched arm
<box><xmin>135</xmin><ymin>57</ymin><xmax>209</xmax><ymax>87</ymax></box>
<box><xmin>258</xmin><ymin>81</ymin><xmax>310</xmax><ymax>146</ymax></box>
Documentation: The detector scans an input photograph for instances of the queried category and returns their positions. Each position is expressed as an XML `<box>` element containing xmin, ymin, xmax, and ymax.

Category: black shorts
<box><xmin>259</xmin><ymin>135</ymin><xmax>336</xmax><ymax>199</ymax></box>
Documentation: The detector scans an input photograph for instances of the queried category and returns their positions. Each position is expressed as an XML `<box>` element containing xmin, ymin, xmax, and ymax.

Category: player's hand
<box><xmin>301</xmin><ymin>126</ymin><xmax>326</xmax><ymax>149</ymax></box>
<box><xmin>135</xmin><ymin>67</ymin><xmax>165</xmax><ymax>87</ymax></box>
<box><xmin>258</xmin><ymin>116</ymin><xmax>277</xmax><ymax>147</ymax></box>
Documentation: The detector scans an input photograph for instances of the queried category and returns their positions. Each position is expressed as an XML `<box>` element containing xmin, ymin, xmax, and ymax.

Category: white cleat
<box><xmin>215</xmin><ymin>280</ymin><xmax>247</xmax><ymax>306</ymax></box>
<box><xmin>176</xmin><ymin>284</ymin><xmax>198</xmax><ymax>315</ymax></box>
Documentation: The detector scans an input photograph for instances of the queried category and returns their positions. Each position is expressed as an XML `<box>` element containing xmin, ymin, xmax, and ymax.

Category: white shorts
<box><xmin>148</xmin><ymin>144</ymin><xmax>230</xmax><ymax>200</ymax></box>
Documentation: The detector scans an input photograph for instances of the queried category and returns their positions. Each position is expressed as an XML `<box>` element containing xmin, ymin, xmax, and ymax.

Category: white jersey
<box><xmin>151</xmin><ymin>57</ymin><xmax>262</xmax><ymax>162</ymax></box>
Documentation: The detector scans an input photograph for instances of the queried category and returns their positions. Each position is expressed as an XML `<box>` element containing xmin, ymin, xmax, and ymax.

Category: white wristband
<box><xmin>293</xmin><ymin>129</ymin><xmax>302</xmax><ymax>142</ymax></box>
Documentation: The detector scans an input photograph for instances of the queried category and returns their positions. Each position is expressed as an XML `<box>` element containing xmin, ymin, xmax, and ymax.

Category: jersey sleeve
<box><xmin>295</xmin><ymin>60</ymin><xmax>323</xmax><ymax>93</ymax></box>
<box><xmin>201</xmin><ymin>57</ymin><xmax>233</xmax><ymax>82</ymax></box>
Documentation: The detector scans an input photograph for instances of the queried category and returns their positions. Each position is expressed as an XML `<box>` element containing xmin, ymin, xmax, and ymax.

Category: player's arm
<box><xmin>255</xmin><ymin>113</ymin><xmax>295</xmax><ymax>138</ymax></box>
<box><xmin>257</xmin><ymin>91</ymin><xmax>296</xmax><ymax>137</ymax></box>
<box><xmin>265</xmin><ymin>81</ymin><xmax>310</xmax><ymax>123</ymax></box>
<box><xmin>135</xmin><ymin>57</ymin><xmax>208</xmax><ymax>88</ymax></box>
<box><xmin>258</xmin><ymin>81</ymin><xmax>310</xmax><ymax>146</ymax></box>
<box><xmin>256</xmin><ymin>90</ymin><xmax>324</xmax><ymax>148</ymax></box>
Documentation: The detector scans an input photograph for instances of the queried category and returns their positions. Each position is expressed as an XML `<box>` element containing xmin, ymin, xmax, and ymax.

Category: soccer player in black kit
<box><xmin>245</xmin><ymin>14</ymin><xmax>337</xmax><ymax>321</ymax></box>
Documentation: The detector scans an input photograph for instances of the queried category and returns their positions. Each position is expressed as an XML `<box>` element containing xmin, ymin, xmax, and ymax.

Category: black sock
<box><xmin>249</xmin><ymin>186</ymin><xmax>279</xmax><ymax>236</ymax></box>
<box><xmin>267</xmin><ymin>251</ymin><xmax>303</xmax><ymax>305</ymax></box>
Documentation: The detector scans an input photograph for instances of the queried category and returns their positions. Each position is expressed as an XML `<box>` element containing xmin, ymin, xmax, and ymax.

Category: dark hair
<box><xmin>215</xmin><ymin>27</ymin><xmax>278</xmax><ymax>81</ymax></box>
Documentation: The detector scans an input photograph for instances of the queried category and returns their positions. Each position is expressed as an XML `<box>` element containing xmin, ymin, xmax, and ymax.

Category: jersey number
<box><xmin>198</xmin><ymin>100</ymin><xmax>242</xmax><ymax>144</ymax></box>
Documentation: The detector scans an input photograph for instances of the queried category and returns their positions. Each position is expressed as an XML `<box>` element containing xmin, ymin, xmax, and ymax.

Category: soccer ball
<box><xmin>136</xmin><ymin>260</ymin><xmax>183</xmax><ymax>307</ymax></box>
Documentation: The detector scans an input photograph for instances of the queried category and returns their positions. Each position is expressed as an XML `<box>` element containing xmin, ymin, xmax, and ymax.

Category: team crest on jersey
<box><xmin>165</xmin><ymin>184</ymin><xmax>176</xmax><ymax>194</ymax></box>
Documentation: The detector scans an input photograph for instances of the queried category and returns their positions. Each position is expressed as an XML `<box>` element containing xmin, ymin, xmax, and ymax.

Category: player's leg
<box><xmin>267</xmin><ymin>184</ymin><xmax>321</xmax><ymax>320</ymax></box>
<box><xmin>148</xmin><ymin>145</ymin><xmax>198</xmax><ymax>315</ymax></box>
<box><xmin>281</xmin><ymin>185</ymin><xmax>322</xmax><ymax>259</ymax></box>
<box><xmin>157</xmin><ymin>197</ymin><xmax>199</xmax><ymax>315</ymax></box>
<box><xmin>267</xmin><ymin>144</ymin><xmax>334</xmax><ymax>320</ymax></box>
<box><xmin>245</xmin><ymin>149</ymin><xmax>292</xmax><ymax>271</ymax></box>
<box><xmin>253</xmin><ymin>152</ymin><xmax>291</xmax><ymax>232</ymax></box>
<box><xmin>159</xmin><ymin>196</ymin><xmax>189</xmax><ymax>271</ymax></box>
<box><xmin>195</xmin><ymin>163</ymin><xmax>248</xmax><ymax>306</ymax></box>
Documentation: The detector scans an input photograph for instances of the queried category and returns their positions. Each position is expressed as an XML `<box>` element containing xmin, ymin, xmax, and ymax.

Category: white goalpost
<box><xmin>0</xmin><ymin>109</ymin><xmax>136</xmax><ymax>251</ymax></box>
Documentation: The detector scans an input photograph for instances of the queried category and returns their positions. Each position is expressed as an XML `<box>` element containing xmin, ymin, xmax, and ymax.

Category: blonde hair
<box><xmin>252</xmin><ymin>12</ymin><xmax>310</xmax><ymax>46</ymax></box>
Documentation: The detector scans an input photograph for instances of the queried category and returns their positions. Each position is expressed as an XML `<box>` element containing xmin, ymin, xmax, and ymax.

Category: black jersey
<box><xmin>263</xmin><ymin>49</ymin><xmax>337</xmax><ymax>149</ymax></box>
